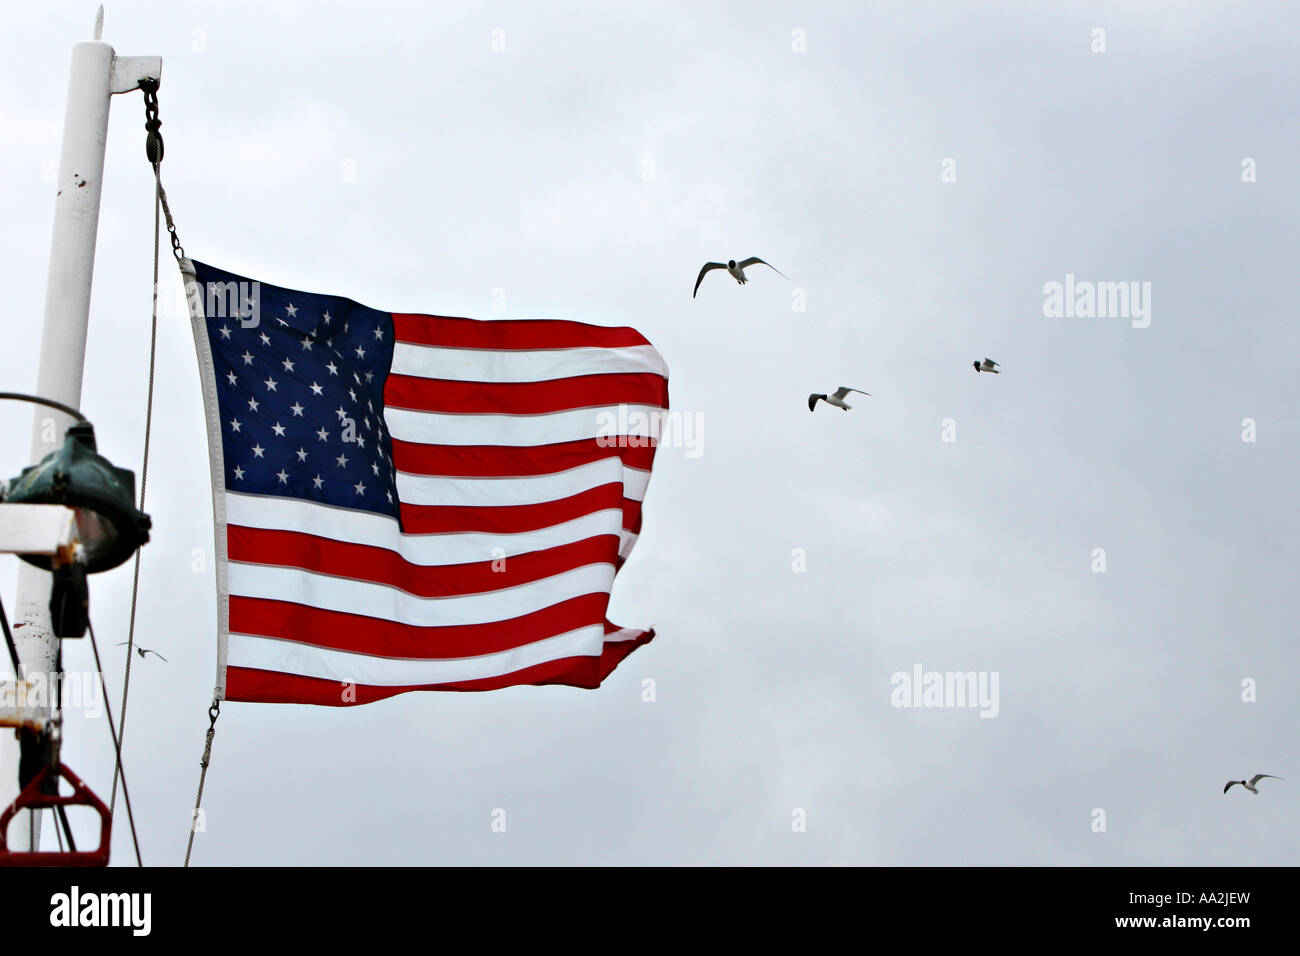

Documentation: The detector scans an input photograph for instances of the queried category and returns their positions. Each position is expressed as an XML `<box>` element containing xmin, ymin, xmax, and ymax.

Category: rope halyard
<box><xmin>136</xmin><ymin>77</ymin><xmax>217</xmax><ymax>870</ymax></box>
<box><xmin>51</xmin><ymin>645</ymin><xmax>76</xmax><ymax>854</ymax></box>
<box><xmin>184</xmin><ymin>700</ymin><xmax>220</xmax><ymax>867</ymax></box>
<box><xmin>109</xmin><ymin>77</ymin><xmax>190</xmax><ymax>854</ymax></box>
<box><xmin>0</xmin><ymin>590</ymin><xmax>22</xmax><ymax>681</ymax></box>
<box><xmin>109</xmin><ymin>82</ymin><xmax>168</xmax><ymax>819</ymax></box>
<box><xmin>87</xmin><ymin>621</ymin><xmax>143</xmax><ymax>866</ymax></box>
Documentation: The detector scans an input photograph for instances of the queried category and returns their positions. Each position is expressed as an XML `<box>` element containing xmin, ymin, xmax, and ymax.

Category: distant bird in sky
<box><xmin>973</xmin><ymin>358</ymin><xmax>1001</xmax><ymax>373</ymax></box>
<box><xmin>117</xmin><ymin>642</ymin><xmax>167</xmax><ymax>662</ymax></box>
<box><xmin>1224</xmin><ymin>773</ymin><xmax>1282</xmax><ymax>794</ymax></box>
<box><xmin>693</xmin><ymin>257</ymin><xmax>787</xmax><ymax>298</ymax></box>
<box><xmin>809</xmin><ymin>386</ymin><xmax>870</xmax><ymax>412</ymax></box>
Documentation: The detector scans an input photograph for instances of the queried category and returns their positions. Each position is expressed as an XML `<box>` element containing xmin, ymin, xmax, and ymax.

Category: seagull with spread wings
<box><xmin>808</xmin><ymin>386</ymin><xmax>871</xmax><ymax>412</ymax></box>
<box><xmin>1224</xmin><ymin>773</ymin><xmax>1282</xmax><ymax>794</ymax></box>
<box><xmin>117</xmin><ymin>642</ymin><xmax>167</xmax><ymax>662</ymax></box>
<box><xmin>693</xmin><ymin>257</ymin><xmax>787</xmax><ymax>298</ymax></box>
<box><xmin>973</xmin><ymin>358</ymin><xmax>1001</xmax><ymax>373</ymax></box>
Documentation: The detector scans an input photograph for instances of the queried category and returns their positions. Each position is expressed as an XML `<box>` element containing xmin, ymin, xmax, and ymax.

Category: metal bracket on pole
<box><xmin>0</xmin><ymin>504</ymin><xmax>79</xmax><ymax>560</ymax></box>
<box><xmin>111</xmin><ymin>56</ymin><xmax>162</xmax><ymax>95</ymax></box>
<box><xmin>0</xmin><ymin>680</ymin><xmax>48</xmax><ymax>733</ymax></box>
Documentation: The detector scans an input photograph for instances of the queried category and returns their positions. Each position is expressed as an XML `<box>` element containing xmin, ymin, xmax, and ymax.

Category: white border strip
<box><xmin>183</xmin><ymin>258</ymin><xmax>230</xmax><ymax>701</ymax></box>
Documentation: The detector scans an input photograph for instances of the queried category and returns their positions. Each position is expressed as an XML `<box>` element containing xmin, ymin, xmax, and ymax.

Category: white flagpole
<box><xmin>0</xmin><ymin>7</ymin><xmax>160</xmax><ymax>855</ymax></box>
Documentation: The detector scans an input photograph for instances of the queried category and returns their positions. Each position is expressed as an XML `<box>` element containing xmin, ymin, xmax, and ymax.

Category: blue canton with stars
<box><xmin>193</xmin><ymin>261</ymin><xmax>400</xmax><ymax>521</ymax></box>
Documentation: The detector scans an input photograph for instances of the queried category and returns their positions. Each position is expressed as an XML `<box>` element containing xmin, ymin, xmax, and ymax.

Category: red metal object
<box><xmin>0</xmin><ymin>762</ymin><xmax>111</xmax><ymax>866</ymax></box>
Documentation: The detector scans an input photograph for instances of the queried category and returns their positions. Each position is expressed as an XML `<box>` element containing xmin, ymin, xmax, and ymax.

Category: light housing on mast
<box><xmin>1</xmin><ymin>422</ymin><xmax>151</xmax><ymax>574</ymax></box>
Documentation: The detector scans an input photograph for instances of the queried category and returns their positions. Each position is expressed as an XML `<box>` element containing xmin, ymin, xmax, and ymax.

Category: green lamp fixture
<box><xmin>2</xmin><ymin>421</ymin><xmax>152</xmax><ymax>574</ymax></box>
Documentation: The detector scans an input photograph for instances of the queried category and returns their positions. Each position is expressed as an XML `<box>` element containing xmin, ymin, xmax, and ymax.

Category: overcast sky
<box><xmin>1</xmin><ymin>0</ymin><xmax>1297</xmax><ymax>865</ymax></box>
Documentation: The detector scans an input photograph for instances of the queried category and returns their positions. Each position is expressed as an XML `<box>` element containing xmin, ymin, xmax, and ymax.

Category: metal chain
<box><xmin>141</xmin><ymin>81</ymin><xmax>163</xmax><ymax>163</ymax></box>
<box><xmin>140</xmin><ymin>79</ymin><xmax>184</xmax><ymax>261</ymax></box>
<box><xmin>184</xmin><ymin>701</ymin><xmax>220</xmax><ymax>867</ymax></box>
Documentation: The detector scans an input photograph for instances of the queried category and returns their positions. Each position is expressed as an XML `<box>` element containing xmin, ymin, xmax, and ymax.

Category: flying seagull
<box><xmin>973</xmin><ymin>358</ymin><xmax>1000</xmax><ymax>373</ymax></box>
<box><xmin>116</xmin><ymin>642</ymin><xmax>167</xmax><ymax>662</ymax></box>
<box><xmin>693</xmin><ymin>257</ymin><xmax>787</xmax><ymax>298</ymax></box>
<box><xmin>809</xmin><ymin>386</ymin><xmax>871</xmax><ymax>412</ymax></box>
<box><xmin>1224</xmin><ymin>773</ymin><xmax>1282</xmax><ymax>794</ymax></box>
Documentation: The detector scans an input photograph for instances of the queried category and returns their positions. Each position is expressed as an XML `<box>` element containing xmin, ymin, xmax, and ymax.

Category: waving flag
<box><xmin>184</xmin><ymin>261</ymin><xmax>666</xmax><ymax>705</ymax></box>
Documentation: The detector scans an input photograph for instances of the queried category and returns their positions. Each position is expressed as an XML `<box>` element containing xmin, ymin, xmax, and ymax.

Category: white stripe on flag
<box><xmin>395</xmin><ymin>459</ymin><xmax>650</xmax><ymax>507</ymax></box>
<box><xmin>227</xmin><ymin>561</ymin><xmax>617</xmax><ymax>627</ymax></box>
<box><xmin>226</xmin><ymin>624</ymin><xmax>609</xmax><ymax>685</ymax></box>
<box><xmin>384</xmin><ymin>403</ymin><xmax>664</xmax><ymax>447</ymax></box>
<box><xmin>391</xmin><ymin>343</ymin><xmax>668</xmax><ymax>382</ymax></box>
<box><xmin>604</xmin><ymin>627</ymin><xmax>646</xmax><ymax>644</ymax></box>
<box><xmin>225</xmin><ymin>492</ymin><xmax>635</xmax><ymax>563</ymax></box>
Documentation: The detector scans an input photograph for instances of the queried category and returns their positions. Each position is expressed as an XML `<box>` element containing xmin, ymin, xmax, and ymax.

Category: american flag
<box><xmin>186</xmin><ymin>261</ymin><xmax>667</xmax><ymax>705</ymax></box>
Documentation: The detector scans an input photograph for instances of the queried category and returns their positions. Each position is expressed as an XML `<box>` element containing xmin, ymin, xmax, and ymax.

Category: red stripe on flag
<box><xmin>229</xmin><ymin>593</ymin><xmax>617</xmax><ymax>659</ymax></box>
<box><xmin>389</xmin><ymin>436</ymin><xmax>659</xmax><ymax>477</ymax></box>
<box><xmin>224</xmin><ymin>629</ymin><xmax>654</xmax><ymax>704</ymax></box>
<box><xmin>392</xmin><ymin>313</ymin><xmax>652</xmax><ymax>350</ymax></box>
<box><xmin>228</xmin><ymin>525</ymin><xmax>620</xmax><ymax>597</ymax></box>
<box><xmin>385</xmin><ymin>372</ymin><xmax>668</xmax><ymax>415</ymax></box>
<box><xmin>398</xmin><ymin>484</ymin><xmax>641</xmax><ymax>534</ymax></box>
